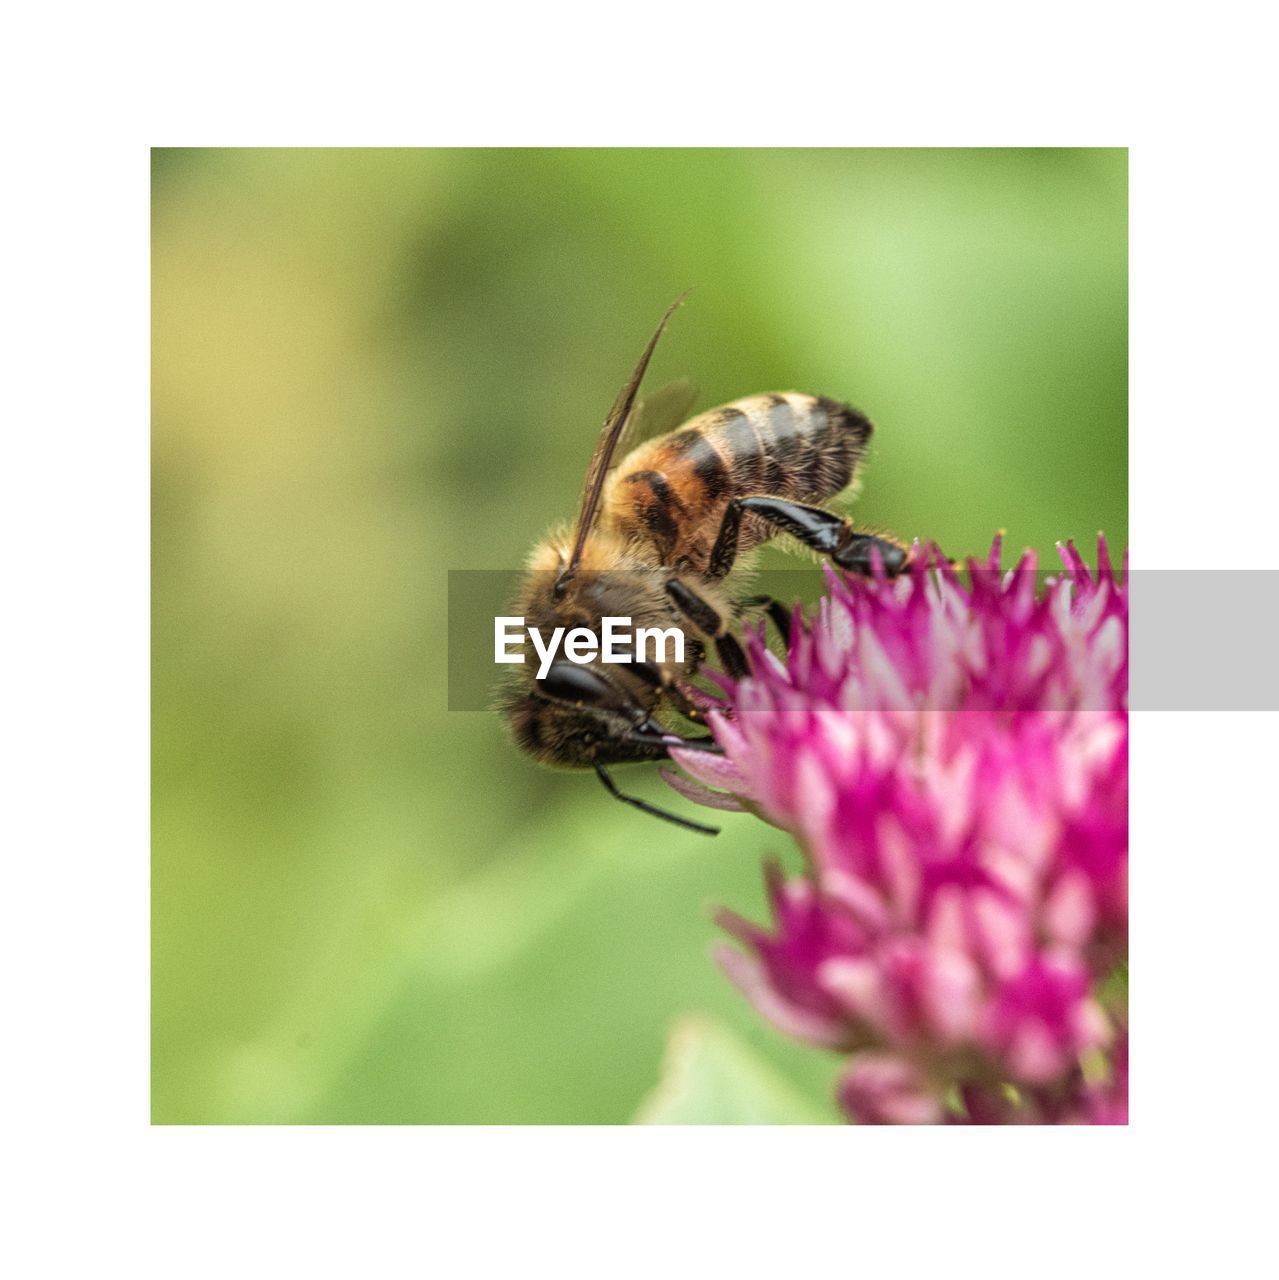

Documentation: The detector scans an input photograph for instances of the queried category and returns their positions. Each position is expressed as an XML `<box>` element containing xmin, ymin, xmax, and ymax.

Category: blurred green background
<box><xmin>152</xmin><ymin>148</ymin><xmax>1126</xmax><ymax>1123</ymax></box>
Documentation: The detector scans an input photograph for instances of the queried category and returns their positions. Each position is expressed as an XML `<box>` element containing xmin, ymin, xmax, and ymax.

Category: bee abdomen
<box><xmin>609</xmin><ymin>393</ymin><xmax>872</xmax><ymax>568</ymax></box>
<box><xmin>709</xmin><ymin>393</ymin><xmax>870</xmax><ymax>503</ymax></box>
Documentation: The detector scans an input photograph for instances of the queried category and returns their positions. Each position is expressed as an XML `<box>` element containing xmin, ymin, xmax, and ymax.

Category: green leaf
<box><xmin>633</xmin><ymin>1014</ymin><xmax>841</xmax><ymax>1125</ymax></box>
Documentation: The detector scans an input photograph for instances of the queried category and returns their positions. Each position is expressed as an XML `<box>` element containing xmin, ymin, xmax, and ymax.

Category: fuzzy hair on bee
<box><xmin>500</xmin><ymin>294</ymin><xmax>909</xmax><ymax>835</ymax></box>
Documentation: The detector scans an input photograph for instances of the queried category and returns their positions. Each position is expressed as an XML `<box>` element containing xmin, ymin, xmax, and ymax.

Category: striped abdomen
<box><xmin>604</xmin><ymin>392</ymin><xmax>872</xmax><ymax>573</ymax></box>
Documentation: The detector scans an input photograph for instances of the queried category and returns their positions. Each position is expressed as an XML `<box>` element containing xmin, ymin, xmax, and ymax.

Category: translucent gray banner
<box><xmin>446</xmin><ymin>568</ymin><xmax>1278</xmax><ymax>712</ymax></box>
<box><xmin>1129</xmin><ymin>571</ymin><xmax>1279</xmax><ymax>711</ymax></box>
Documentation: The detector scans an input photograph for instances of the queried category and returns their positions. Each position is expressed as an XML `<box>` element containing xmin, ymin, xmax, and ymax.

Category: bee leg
<box><xmin>665</xmin><ymin>579</ymin><xmax>750</xmax><ymax>681</ymax></box>
<box><xmin>737</xmin><ymin>496</ymin><xmax>909</xmax><ymax>577</ymax></box>
<box><xmin>738</xmin><ymin>594</ymin><xmax>792</xmax><ymax>647</ymax></box>
<box><xmin>711</xmin><ymin>502</ymin><xmax>792</xmax><ymax>646</ymax></box>
<box><xmin>631</xmin><ymin>660</ymin><xmax>706</xmax><ymax>723</ymax></box>
<box><xmin>593</xmin><ymin>762</ymin><xmax>720</xmax><ymax>837</ymax></box>
<box><xmin>666</xmin><ymin>685</ymin><xmax>707</xmax><ymax>722</ymax></box>
<box><xmin>707</xmin><ymin>497</ymin><xmax>743</xmax><ymax>580</ymax></box>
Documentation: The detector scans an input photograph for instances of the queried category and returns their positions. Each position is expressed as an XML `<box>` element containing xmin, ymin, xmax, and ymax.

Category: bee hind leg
<box><xmin>664</xmin><ymin>579</ymin><xmax>750</xmax><ymax>681</ymax></box>
<box><xmin>736</xmin><ymin>496</ymin><xmax>909</xmax><ymax>577</ymax></box>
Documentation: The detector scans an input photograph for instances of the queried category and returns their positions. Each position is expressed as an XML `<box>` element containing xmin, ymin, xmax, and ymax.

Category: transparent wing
<box><xmin>559</xmin><ymin>293</ymin><xmax>688</xmax><ymax>589</ymax></box>
<box><xmin>618</xmin><ymin>377</ymin><xmax>699</xmax><ymax>458</ymax></box>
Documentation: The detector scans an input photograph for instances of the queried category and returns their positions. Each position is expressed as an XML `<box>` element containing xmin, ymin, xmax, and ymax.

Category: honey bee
<box><xmin>502</xmin><ymin>294</ymin><xmax>908</xmax><ymax>834</ymax></box>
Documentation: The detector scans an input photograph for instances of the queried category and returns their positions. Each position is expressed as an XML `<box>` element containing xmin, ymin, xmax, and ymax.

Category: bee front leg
<box><xmin>665</xmin><ymin>579</ymin><xmax>750</xmax><ymax>681</ymax></box>
<box><xmin>736</xmin><ymin>496</ymin><xmax>909</xmax><ymax>577</ymax></box>
<box><xmin>593</xmin><ymin>763</ymin><xmax>720</xmax><ymax>837</ymax></box>
<box><xmin>631</xmin><ymin>660</ymin><xmax>707</xmax><ymax>723</ymax></box>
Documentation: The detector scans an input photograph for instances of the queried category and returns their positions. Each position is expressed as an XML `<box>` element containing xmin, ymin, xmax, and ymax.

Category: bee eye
<box><xmin>536</xmin><ymin>662</ymin><xmax>616</xmax><ymax>707</ymax></box>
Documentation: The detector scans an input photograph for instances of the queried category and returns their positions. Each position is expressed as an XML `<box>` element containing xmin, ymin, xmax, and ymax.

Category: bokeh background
<box><xmin>152</xmin><ymin>148</ymin><xmax>1126</xmax><ymax>1123</ymax></box>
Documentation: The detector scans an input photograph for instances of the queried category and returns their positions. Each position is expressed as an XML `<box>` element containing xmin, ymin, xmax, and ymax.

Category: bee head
<box><xmin>502</xmin><ymin>660</ymin><xmax>669</xmax><ymax>767</ymax></box>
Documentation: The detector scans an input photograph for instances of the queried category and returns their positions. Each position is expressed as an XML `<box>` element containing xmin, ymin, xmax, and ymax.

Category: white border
<box><xmin>6</xmin><ymin>4</ymin><xmax>1278</xmax><ymax>1275</ymax></box>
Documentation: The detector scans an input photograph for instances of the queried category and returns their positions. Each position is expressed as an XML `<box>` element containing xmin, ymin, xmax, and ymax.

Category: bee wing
<box><xmin>560</xmin><ymin>293</ymin><xmax>688</xmax><ymax>586</ymax></box>
<box><xmin>619</xmin><ymin>377</ymin><xmax>699</xmax><ymax>457</ymax></box>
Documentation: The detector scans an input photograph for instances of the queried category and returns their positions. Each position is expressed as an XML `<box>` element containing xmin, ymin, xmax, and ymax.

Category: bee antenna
<box><xmin>593</xmin><ymin>762</ymin><xmax>719</xmax><ymax>836</ymax></box>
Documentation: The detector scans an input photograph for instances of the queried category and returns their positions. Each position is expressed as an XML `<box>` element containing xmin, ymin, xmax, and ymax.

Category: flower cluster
<box><xmin>669</xmin><ymin>538</ymin><xmax>1128</xmax><ymax>1124</ymax></box>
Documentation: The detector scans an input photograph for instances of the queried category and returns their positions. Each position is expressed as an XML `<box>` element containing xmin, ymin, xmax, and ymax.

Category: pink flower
<box><xmin>839</xmin><ymin>1053</ymin><xmax>945</xmax><ymax>1125</ymax></box>
<box><xmin>670</xmin><ymin>537</ymin><xmax>1128</xmax><ymax>1124</ymax></box>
